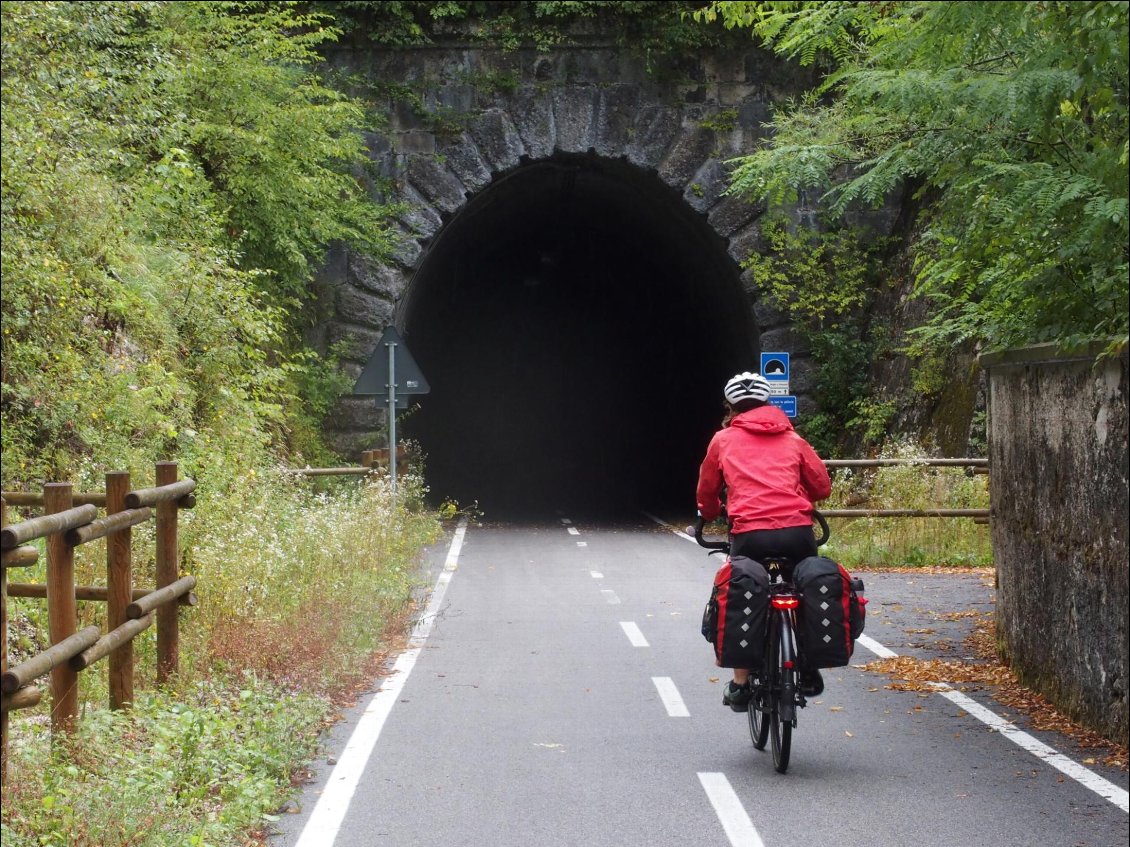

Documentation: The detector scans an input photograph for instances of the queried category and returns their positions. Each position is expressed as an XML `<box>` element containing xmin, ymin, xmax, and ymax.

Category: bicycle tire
<box><xmin>770</xmin><ymin>704</ymin><xmax>792</xmax><ymax>773</ymax></box>
<box><xmin>748</xmin><ymin>690</ymin><xmax>769</xmax><ymax>749</ymax></box>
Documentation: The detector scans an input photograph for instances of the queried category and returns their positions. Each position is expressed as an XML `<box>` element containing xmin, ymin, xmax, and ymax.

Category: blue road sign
<box><xmin>760</xmin><ymin>351</ymin><xmax>790</xmax><ymax>383</ymax></box>
<box><xmin>769</xmin><ymin>395</ymin><xmax>797</xmax><ymax>418</ymax></box>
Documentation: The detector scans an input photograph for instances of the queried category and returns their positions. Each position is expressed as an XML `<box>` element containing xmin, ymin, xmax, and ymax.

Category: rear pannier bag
<box><xmin>702</xmin><ymin>556</ymin><xmax>770</xmax><ymax>669</ymax></box>
<box><xmin>793</xmin><ymin>556</ymin><xmax>867</xmax><ymax>669</ymax></box>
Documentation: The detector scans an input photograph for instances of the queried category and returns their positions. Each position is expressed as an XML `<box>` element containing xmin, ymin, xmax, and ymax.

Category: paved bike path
<box><xmin>273</xmin><ymin>517</ymin><xmax>1128</xmax><ymax>847</ymax></box>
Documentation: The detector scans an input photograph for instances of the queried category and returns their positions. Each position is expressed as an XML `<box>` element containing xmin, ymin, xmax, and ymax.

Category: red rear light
<box><xmin>783</xmin><ymin>660</ymin><xmax>794</xmax><ymax>669</ymax></box>
<box><xmin>771</xmin><ymin>596</ymin><xmax>800</xmax><ymax>610</ymax></box>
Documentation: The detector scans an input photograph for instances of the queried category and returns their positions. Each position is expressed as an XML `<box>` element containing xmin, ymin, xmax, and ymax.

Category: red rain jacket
<box><xmin>696</xmin><ymin>405</ymin><xmax>832</xmax><ymax>534</ymax></box>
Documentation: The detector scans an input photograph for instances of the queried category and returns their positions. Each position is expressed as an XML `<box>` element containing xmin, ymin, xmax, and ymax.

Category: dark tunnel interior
<box><xmin>402</xmin><ymin>154</ymin><xmax>757</xmax><ymax>520</ymax></box>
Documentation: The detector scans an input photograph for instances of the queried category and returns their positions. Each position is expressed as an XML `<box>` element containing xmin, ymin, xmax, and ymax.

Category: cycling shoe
<box><xmin>722</xmin><ymin>680</ymin><xmax>752</xmax><ymax>712</ymax></box>
<box><xmin>800</xmin><ymin>669</ymin><xmax>824</xmax><ymax>697</ymax></box>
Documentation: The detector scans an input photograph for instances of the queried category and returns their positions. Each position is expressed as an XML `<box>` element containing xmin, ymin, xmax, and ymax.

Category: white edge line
<box><xmin>652</xmin><ymin>676</ymin><xmax>690</xmax><ymax>717</ymax></box>
<box><xmin>642</xmin><ymin>511</ymin><xmax>695</xmax><ymax>542</ymax></box>
<box><xmin>857</xmin><ymin>634</ymin><xmax>1129</xmax><ymax>812</ymax></box>
<box><xmin>698</xmin><ymin>773</ymin><xmax>766</xmax><ymax>847</ymax></box>
<box><xmin>293</xmin><ymin>518</ymin><xmax>468</xmax><ymax>847</ymax></box>
<box><xmin>620</xmin><ymin>621</ymin><xmax>649</xmax><ymax>648</ymax></box>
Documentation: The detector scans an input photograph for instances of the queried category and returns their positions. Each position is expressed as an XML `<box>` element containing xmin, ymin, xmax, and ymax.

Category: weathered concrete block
<box><xmin>982</xmin><ymin>342</ymin><xmax>1129</xmax><ymax>746</ymax></box>
<box><xmin>683</xmin><ymin>159</ymin><xmax>728</xmax><ymax>213</ymax></box>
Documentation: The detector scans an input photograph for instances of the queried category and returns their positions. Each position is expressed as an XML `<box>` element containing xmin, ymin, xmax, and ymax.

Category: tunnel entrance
<box><xmin>402</xmin><ymin>153</ymin><xmax>756</xmax><ymax>519</ymax></box>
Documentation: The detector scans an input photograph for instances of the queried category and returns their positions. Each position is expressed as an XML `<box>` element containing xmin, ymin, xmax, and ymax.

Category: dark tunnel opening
<box><xmin>402</xmin><ymin>154</ymin><xmax>757</xmax><ymax>520</ymax></box>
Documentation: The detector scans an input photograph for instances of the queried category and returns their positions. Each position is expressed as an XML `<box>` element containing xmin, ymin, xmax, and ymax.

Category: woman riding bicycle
<box><xmin>696</xmin><ymin>372</ymin><xmax>832</xmax><ymax>711</ymax></box>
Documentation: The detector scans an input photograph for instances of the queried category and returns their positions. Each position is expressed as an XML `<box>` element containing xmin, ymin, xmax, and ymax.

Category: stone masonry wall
<box><xmin>981</xmin><ymin>342</ymin><xmax>1129</xmax><ymax>745</ymax></box>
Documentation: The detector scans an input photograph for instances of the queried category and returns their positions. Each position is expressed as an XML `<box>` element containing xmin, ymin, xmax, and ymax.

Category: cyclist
<box><xmin>696</xmin><ymin>371</ymin><xmax>832</xmax><ymax>711</ymax></box>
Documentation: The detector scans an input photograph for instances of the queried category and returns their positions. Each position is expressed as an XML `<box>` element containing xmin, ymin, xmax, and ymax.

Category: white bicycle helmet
<box><xmin>723</xmin><ymin>371</ymin><xmax>771</xmax><ymax>404</ymax></box>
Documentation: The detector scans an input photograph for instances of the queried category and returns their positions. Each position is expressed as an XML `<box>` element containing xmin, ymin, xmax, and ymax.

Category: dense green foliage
<box><xmin>320</xmin><ymin>0</ymin><xmax>734</xmax><ymax>59</ymax></box>
<box><xmin>1</xmin><ymin>0</ymin><xmax>393</xmax><ymax>485</ymax></box>
<box><xmin>699</xmin><ymin>1</ymin><xmax>1129</xmax><ymax>353</ymax></box>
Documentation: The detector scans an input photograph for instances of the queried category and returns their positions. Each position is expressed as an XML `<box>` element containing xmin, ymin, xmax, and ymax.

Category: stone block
<box><xmin>713</xmin><ymin>194</ymin><xmax>766</xmax><ymax>240</ymax></box>
<box><xmin>684</xmin><ymin>159</ymin><xmax>728</xmax><ymax>213</ymax></box>
<box><xmin>469</xmin><ymin>109</ymin><xmax>525</xmax><ymax>173</ymax></box>
<box><xmin>626</xmin><ymin>105</ymin><xmax>681</xmax><ymax>170</ymax></box>
<box><xmin>510</xmin><ymin>87</ymin><xmax>556</xmax><ymax>161</ymax></box>
<box><xmin>396</xmin><ymin>185</ymin><xmax>443</xmax><ymax>240</ymax></box>
<box><xmin>336</xmin><ymin>284</ymin><xmax>394</xmax><ymax>329</ymax></box>
<box><xmin>553</xmin><ymin>87</ymin><xmax>599</xmax><ymax>153</ymax></box>
<box><xmin>327</xmin><ymin>323</ymin><xmax>383</xmax><ymax>364</ymax></box>
<box><xmin>658</xmin><ymin>117</ymin><xmax>716</xmax><ymax>190</ymax></box>
<box><xmin>404</xmin><ymin>155</ymin><xmax>464</xmax><ymax>214</ymax></box>
<box><xmin>595</xmin><ymin>85</ymin><xmax>642</xmax><ymax>158</ymax></box>
<box><xmin>438</xmin><ymin>135</ymin><xmax>492</xmax><ymax>194</ymax></box>
<box><xmin>347</xmin><ymin>253</ymin><xmax>407</xmax><ymax>300</ymax></box>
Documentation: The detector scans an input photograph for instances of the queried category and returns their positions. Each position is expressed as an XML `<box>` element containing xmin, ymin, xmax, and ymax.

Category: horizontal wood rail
<box><xmin>822</xmin><ymin>508</ymin><xmax>990</xmax><ymax>518</ymax></box>
<box><xmin>1</xmin><ymin>462</ymin><xmax>198</xmax><ymax>779</ymax></box>
<box><xmin>285</xmin><ymin>446</ymin><xmax>411</xmax><ymax>478</ymax></box>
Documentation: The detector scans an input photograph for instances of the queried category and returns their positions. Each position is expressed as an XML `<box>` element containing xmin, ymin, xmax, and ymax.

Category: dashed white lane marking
<box><xmin>567</xmin><ymin>527</ymin><xmax>580</xmax><ymax>536</ymax></box>
<box><xmin>561</xmin><ymin>518</ymin><xmax>572</xmax><ymax>525</ymax></box>
<box><xmin>590</xmin><ymin>570</ymin><xmax>603</xmax><ymax>579</ymax></box>
<box><xmin>857</xmin><ymin>636</ymin><xmax>1130</xmax><ymax>813</ymax></box>
<box><xmin>576</xmin><ymin>541</ymin><xmax>587</xmax><ymax>547</ymax></box>
<box><xmin>294</xmin><ymin>518</ymin><xmax>468</xmax><ymax>847</ymax></box>
<box><xmin>620</xmin><ymin>621</ymin><xmax>649</xmax><ymax>647</ymax></box>
<box><xmin>653</xmin><ymin>513</ymin><xmax>1130</xmax><ymax>815</ymax></box>
<box><xmin>698</xmin><ymin>773</ymin><xmax>766</xmax><ymax>847</ymax></box>
<box><xmin>652</xmin><ymin>677</ymin><xmax>690</xmax><ymax>717</ymax></box>
<box><xmin>601</xmin><ymin>589</ymin><xmax>621</xmax><ymax>605</ymax></box>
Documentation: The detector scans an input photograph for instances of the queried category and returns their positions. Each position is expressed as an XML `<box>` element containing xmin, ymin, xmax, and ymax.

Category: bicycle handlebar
<box><xmin>692</xmin><ymin>511</ymin><xmax>830</xmax><ymax>552</ymax></box>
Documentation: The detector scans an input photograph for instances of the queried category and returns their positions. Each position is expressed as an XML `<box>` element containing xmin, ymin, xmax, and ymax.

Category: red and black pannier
<box><xmin>701</xmin><ymin>556</ymin><xmax>770</xmax><ymax>669</ymax></box>
<box><xmin>792</xmin><ymin>556</ymin><xmax>867</xmax><ymax>668</ymax></box>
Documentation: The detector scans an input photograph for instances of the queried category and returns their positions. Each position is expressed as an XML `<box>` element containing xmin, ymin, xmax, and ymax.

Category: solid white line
<box><xmin>857</xmin><ymin>633</ymin><xmax>1129</xmax><ymax>813</ymax></box>
<box><xmin>293</xmin><ymin>518</ymin><xmax>468</xmax><ymax>847</ymax></box>
<box><xmin>642</xmin><ymin>511</ymin><xmax>695</xmax><ymax>542</ymax></box>
<box><xmin>601</xmin><ymin>589</ymin><xmax>621</xmax><ymax>605</ymax></box>
<box><xmin>698</xmin><ymin>773</ymin><xmax>766</xmax><ymax>847</ymax></box>
<box><xmin>652</xmin><ymin>676</ymin><xmax>690</xmax><ymax>717</ymax></box>
<box><xmin>620</xmin><ymin>621</ymin><xmax>649</xmax><ymax>647</ymax></box>
<box><xmin>567</xmin><ymin>527</ymin><xmax>580</xmax><ymax>536</ymax></box>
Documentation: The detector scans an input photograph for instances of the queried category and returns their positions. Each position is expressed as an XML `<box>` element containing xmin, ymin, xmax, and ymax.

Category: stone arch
<box><xmin>316</xmin><ymin>44</ymin><xmax>810</xmax><ymax>511</ymax></box>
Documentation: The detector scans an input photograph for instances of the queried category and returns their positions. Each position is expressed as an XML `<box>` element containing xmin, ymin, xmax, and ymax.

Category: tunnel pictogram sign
<box><xmin>760</xmin><ymin>352</ymin><xmax>790</xmax><ymax>397</ymax></box>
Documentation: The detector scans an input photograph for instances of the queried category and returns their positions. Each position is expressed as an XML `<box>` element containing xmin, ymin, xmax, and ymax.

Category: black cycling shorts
<box><xmin>730</xmin><ymin>524</ymin><xmax>818</xmax><ymax>564</ymax></box>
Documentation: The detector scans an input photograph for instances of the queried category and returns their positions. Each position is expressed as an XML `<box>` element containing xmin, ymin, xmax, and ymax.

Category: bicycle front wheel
<box><xmin>748</xmin><ymin>690</ymin><xmax>769</xmax><ymax>750</ymax></box>
<box><xmin>770</xmin><ymin>704</ymin><xmax>792</xmax><ymax>773</ymax></box>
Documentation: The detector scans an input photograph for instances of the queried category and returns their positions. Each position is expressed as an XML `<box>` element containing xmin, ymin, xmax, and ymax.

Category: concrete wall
<box><xmin>981</xmin><ymin>342</ymin><xmax>1129</xmax><ymax>745</ymax></box>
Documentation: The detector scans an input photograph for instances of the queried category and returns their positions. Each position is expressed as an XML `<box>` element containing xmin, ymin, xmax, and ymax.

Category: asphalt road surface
<box><xmin>272</xmin><ymin>515</ymin><xmax>1129</xmax><ymax>847</ymax></box>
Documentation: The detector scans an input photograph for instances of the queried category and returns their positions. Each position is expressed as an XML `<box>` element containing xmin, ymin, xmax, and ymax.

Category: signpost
<box><xmin>760</xmin><ymin>351</ymin><xmax>797</xmax><ymax>418</ymax></box>
<box><xmin>353</xmin><ymin>327</ymin><xmax>430</xmax><ymax>492</ymax></box>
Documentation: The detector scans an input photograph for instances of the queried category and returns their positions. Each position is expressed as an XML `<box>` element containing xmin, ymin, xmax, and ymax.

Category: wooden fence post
<box><xmin>45</xmin><ymin>482</ymin><xmax>79</xmax><ymax>735</ymax></box>
<box><xmin>106</xmin><ymin>471</ymin><xmax>133</xmax><ymax>709</ymax></box>
<box><xmin>2</xmin><ymin>498</ymin><xmax>9</xmax><ymax>779</ymax></box>
<box><xmin>155</xmin><ymin>462</ymin><xmax>179</xmax><ymax>683</ymax></box>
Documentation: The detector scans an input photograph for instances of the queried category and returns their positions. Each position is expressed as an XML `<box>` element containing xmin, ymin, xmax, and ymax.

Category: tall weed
<box><xmin>822</xmin><ymin>441</ymin><xmax>992</xmax><ymax>568</ymax></box>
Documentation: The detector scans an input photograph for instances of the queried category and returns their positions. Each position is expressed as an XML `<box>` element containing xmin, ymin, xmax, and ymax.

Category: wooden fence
<box><xmin>284</xmin><ymin>445</ymin><xmax>411</xmax><ymax>478</ymax></box>
<box><xmin>822</xmin><ymin>458</ymin><xmax>991</xmax><ymax>523</ymax></box>
<box><xmin>1</xmin><ymin>462</ymin><xmax>197</xmax><ymax>777</ymax></box>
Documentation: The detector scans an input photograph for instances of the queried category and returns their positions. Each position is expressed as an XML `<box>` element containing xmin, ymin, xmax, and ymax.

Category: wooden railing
<box><xmin>284</xmin><ymin>445</ymin><xmax>411</xmax><ymax>477</ymax></box>
<box><xmin>822</xmin><ymin>458</ymin><xmax>990</xmax><ymax>523</ymax></box>
<box><xmin>1</xmin><ymin>462</ymin><xmax>197</xmax><ymax>777</ymax></box>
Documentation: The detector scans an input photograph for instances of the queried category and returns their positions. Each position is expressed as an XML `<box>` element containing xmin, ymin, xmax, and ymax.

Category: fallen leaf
<box><xmin>708</xmin><ymin>677</ymin><xmax>720</xmax><ymax>683</ymax></box>
<box><xmin>829</xmin><ymin>706</ymin><xmax>843</xmax><ymax>712</ymax></box>
<box><xmin>845</xmin><ymin>731</ymin><xmax>854</xmax><ymax>737</ymax></box>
